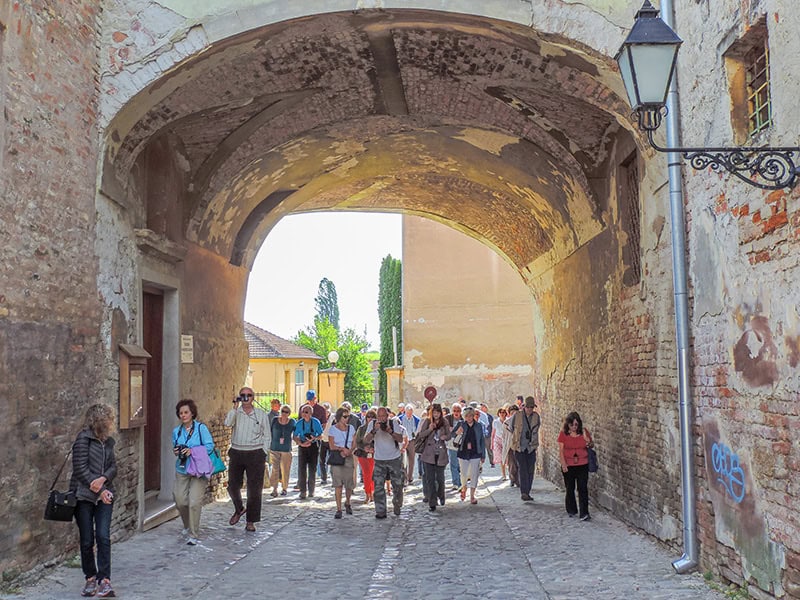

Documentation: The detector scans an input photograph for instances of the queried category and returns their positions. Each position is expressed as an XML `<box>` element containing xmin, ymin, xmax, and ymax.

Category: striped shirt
<box><xmin>224</xmin><ymin>405</ymin><xmax>271</xmax><ymax>452</ymax></box>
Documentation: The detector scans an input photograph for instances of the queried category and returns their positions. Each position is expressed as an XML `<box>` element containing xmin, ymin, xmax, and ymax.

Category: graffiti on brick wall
<box><xmin>733</xmin><ymin>313</ymin><xmax>778</xmax><ymax>387</ymax></box>
<box><xmin>711</xmin><ymin>442</ymin><xmax>745</xmax><ymax>503</ymax></box>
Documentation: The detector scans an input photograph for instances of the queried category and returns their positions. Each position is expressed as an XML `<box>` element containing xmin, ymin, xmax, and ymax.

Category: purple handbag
<box><xmin>186</xmin><ymin>445</ymin><xmax>214</xmax><ymax>478</ymax></box>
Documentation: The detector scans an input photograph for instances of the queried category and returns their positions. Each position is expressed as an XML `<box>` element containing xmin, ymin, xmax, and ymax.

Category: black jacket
<box><xmin>69</xmin><ymin>429</ymin><xmax>117</xmax><ymax>503</ymax></box>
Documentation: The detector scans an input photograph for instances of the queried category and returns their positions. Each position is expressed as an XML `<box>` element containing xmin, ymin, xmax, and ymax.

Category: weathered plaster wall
<box><xmin>180</xmin><ymin>243</ymin><xmax>250</xmax><ymax>409</ymax></box>
<box><xmin>402</xmin><ymin>215</ymin><xmax>535</xmax><ymax>407</ymax></box>
<box><xmin>530</xmin><ymin>130</ymin><xmax>688</xmax><ymax>544</ymax></box>
<box><xmin>97</xmin><ymin>0</ymin><xmax>634</xmax><ymax>130</ymax></box>
<box><xmin>673</xmin><ymin>1</ymin><xmax>800</xmax><ymax>597</ymax></box>
<box><xmin>0</xmin><ymin>0</ymin><xmax>124</xmax><ymax>578</ymax></box>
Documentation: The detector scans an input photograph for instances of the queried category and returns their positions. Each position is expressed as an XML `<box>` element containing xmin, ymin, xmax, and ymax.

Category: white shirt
<box><xmin>323</xmin><ymin>414</ymin><xmax>335</xmax><ymax>437</ymax></box>
<box><xmin>367</xmin><ymin>419</ymin><xmax>406</xmax><ymax>461</ymax></box>
<box><xmin>328</xmin><ymin>424</ymin><xmax>355</xmax><ymax>449</ymax></box>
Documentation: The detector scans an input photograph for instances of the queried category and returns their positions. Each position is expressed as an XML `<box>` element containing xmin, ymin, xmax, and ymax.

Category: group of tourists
<box><xmin>65</xmin><ymin>390</ymin><xmax>594</xmax><ymax>597</ymax></box>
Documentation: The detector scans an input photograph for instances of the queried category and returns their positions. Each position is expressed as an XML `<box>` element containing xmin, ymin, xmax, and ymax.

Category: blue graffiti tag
<box><xmin>711</xmin><ymin>442</ymin><xmax>745</xmax><ymax>503</ymax></box>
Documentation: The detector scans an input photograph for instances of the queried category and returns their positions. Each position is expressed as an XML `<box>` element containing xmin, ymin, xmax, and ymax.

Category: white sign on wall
<box><xmin>181</xmin><ymin>334</ymin><xmax>194</xmax><ymax>364</ymax></box>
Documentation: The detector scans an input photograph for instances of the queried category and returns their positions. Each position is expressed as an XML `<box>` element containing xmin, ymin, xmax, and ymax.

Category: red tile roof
<box><xmin>244</xmin><ymin>322</ymin><xmax>322</xmax><ymax>360</ymax></box>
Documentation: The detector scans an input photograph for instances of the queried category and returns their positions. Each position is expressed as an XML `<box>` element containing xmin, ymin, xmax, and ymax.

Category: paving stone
<box><xmin>3</xmin><ymin>472</ymin><xmax>725</xmax><ymax>600</ymax></box>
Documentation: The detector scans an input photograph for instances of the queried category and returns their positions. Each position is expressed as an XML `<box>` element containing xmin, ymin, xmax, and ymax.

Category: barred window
<box><xmin>745</xmin><ymin>38</ymin><xmax>771</xmax><ymax>135</ymax></box>
<box><xmin>618</xmin><ymin>152</ymin><xmax>641</xmax><ymax>287</ymax></box>
<box><xmin>724</xmin><ymin>20</ymin><xmax>771</xmax><ymax>143</ymax></box>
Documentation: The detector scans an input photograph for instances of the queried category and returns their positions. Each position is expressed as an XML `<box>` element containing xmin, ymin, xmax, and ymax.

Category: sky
<box><xmin>244</xmin><ymin>212</ymin><xmax>403</xmax><ymax>351</ymax></box>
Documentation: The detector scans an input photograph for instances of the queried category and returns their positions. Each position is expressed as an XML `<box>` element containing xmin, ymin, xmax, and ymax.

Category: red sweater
<box><xmin>558</xmin><ymin>428</ymin><xmax>591</xmax><ymax>466</ymax></box>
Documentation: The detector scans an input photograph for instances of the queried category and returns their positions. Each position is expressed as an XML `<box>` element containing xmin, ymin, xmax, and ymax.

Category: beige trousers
<box><xmin>269</xmin><ymin>450</ymin><xmax>292</xmax><ymax>490</ymax></box>
<box><xmin>173</xmin><ymin>472</ymin><xmax>207</xmax><ymax>537</ymax></box>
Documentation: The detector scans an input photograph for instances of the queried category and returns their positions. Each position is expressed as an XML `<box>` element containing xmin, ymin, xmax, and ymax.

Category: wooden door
<box><xmin>142</xmin><ymin>290</ymin><xmax>164</xmax><ymax>492</ymax></box>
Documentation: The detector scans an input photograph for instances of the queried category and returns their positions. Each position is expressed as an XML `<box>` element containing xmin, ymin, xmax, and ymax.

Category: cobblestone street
<box><xmin>6</xmin><ymin>467</ymin><xmax>723</xmax><ymax>600</ymax></box>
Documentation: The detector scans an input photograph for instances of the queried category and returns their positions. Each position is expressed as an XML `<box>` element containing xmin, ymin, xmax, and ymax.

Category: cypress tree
<box><xmin>378</xmin><ymin>255</ymin><xmax>402</xmax><ymax>405</ymax></box>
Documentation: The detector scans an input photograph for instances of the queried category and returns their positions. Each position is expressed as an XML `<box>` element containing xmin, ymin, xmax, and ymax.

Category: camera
<box><xmin>525</xmin><ymin>431</ymin><xmax>532</xmax><ymax>441</ymax></box>
<box><xmin>175</xmin><ymin>444</ymin><xmax>189</xmax><ymax>464</ymax></box>
<box><xmin>235</xmin><ymin>395</ymin><xmax>249</xmax><ymax>403</ymax></box>
<box><xmin>378</xmin><ymin>421</ymin><xmax>390</xmax><ymax>432</ymax></box>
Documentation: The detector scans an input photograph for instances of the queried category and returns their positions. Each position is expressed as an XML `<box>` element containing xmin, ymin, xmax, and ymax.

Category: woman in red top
<box><xmin>558</xmin><ymin>412</ymin><xmax>593</xmax><ymax>521</ymax></box>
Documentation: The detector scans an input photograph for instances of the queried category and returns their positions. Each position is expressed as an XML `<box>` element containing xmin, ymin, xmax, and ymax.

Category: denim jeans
<box><xmin>447</xmin><ymin>449</ymin><xmax>460</xmax><ymax>485</ymax></box>
<box><xmin>75</xmin><ymin>500</ymin><xmax>113</xmax><ymax>582</ymax></box>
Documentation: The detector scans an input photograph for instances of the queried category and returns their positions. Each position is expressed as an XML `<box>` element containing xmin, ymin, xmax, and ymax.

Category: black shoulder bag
<box><xmin>327</xmin><ymin>426</ymin><xmax>351</xmax><ymax>466</ymax></box>
<box><xmin>44</xmin><ymin>449</ymin><xmax>77</xmax><ymax>522</ymax></box>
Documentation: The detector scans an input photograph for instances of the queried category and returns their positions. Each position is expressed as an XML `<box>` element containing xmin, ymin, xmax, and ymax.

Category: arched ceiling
<box><xmin>103</xmin><ymin>9</ymin><xmax>636</xmax><ymax>276</ymax></box>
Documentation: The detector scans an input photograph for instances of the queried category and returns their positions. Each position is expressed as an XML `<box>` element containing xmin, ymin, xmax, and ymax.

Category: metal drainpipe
<box><xmin>660</xmin><ymin>0</ymin><xmax>699</xmax><ymax>574</ymax></box>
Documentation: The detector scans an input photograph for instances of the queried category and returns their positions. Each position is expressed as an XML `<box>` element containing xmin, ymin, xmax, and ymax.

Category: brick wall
<box><xmin>535</xmin><ymin>223</ymin><xmax>686</xmax><ymax>548</ymax></box>
<box><xmin>687</xmin><ymin>179</ymin><xmax>800</xmax><ymax>598</ymax></box>
<box><xmin>0</xmin><ymin>0</ymin><xmax>121</xmax><ymax>578</ymax></box>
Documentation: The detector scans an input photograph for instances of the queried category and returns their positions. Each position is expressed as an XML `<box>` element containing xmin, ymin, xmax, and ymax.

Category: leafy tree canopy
<box><xmin>294</xmin><ymin>318</ymin><xmax>372</xmax><ymax>391</ymax></box>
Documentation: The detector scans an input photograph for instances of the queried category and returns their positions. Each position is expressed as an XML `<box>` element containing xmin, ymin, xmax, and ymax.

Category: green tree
<box><xmin>314</xmin><ymin>277</ymin><xmax>340</xmax><ymax>331</ymax></box>
<box><xmin>336</xmin><ymin>327</ymin><xmax>372</xmax><ymax>389</ymax></box>
<box><xmin>295</xmin><ymin>317</ymin><xmax>338</xmax><ymax>367</ymax></box>
<box><xmin>294</xmin><ymin>318</ymin><xmax>372</xmax><ymax>391</ymax></box>
<box><xmin>378</xmin><ymin>255</ymin><xmax>402</xmax><ymax>405</ymax></box>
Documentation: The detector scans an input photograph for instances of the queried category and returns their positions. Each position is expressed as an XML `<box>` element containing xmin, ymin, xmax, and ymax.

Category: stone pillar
<box><xmin>384</xmin><ymin>366</ymin><xmax>404</xmax><ymax>410</ymax></box>
<box><xmin>318</xmin><ymin>368</ymin><xmax>346</xmax><ymax>407</ymax></box>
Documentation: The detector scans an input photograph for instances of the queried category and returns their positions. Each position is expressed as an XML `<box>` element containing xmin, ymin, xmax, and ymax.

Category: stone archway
<box><xmin>95</xmin><ymin>5</ymin><xmax>679</xmax><ymax>556</ymax></box>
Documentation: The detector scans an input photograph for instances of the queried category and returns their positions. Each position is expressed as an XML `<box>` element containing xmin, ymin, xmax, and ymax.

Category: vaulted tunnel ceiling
<box><xmin>104</xmin><ymin>9</ymin><xmax>635</xmax><ymax>276</ymax></box>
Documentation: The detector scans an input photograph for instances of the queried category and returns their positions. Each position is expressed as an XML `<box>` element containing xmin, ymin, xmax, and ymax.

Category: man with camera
<box><xmin>224</xmin><ymin>387</ymin><xmax>271</xmax><ymax>532</ymax></box>
<box><xmin>508</xmin><ymin>396</ymin><xmax>541</xmax><ymax>502</ymax></box>
<box><xmin>365</xmin><ymin>406</ymin><xmax>407</xmax><ymax>518</ymax></box>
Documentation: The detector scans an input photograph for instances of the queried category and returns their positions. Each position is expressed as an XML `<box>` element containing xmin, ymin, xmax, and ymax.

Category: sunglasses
<box><xmin>281</xmin><ymin>410</ymin><xmax>290</xmax><ymax>414</ymax></box>
<box><xmin>241</xmin><ymin>393</ymin><xmax>254</xmax><ymax>398</ymax></box>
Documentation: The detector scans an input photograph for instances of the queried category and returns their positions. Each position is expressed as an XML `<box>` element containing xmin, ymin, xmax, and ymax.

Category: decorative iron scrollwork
<box><xmin>683</xmin><ymin>150</ymin><xmax>797</xmax><ymax>191</ymax></box>
<box><xmin>646</xmin><ymin>129</ymin><xmax>799</xmax><ymax>191</ymax></box>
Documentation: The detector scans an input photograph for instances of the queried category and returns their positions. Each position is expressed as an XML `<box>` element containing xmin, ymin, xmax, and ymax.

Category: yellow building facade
<box><xmin>244</xmin><ymin>322</ymin><xmax>322</xmax><ymax>414</ymax></box>
<box><xmin>402</xmin><ymin>215</ymin><xmax>535</xmax><ymax>410</ymax></box>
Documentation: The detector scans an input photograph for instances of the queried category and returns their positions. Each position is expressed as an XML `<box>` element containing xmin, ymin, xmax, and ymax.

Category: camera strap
<box><xmin>525</xmin><ymin>414</ymin><xmax>534</xmax><ymax>437</ymax></box>
<box><xmin>180</xmin><ymin>423</ymin><xmax>195</xmax><ymax>445</ymax></box>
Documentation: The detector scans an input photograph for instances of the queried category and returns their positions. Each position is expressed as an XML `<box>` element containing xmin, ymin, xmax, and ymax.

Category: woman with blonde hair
<box><xmin>451</xmin><ymin>406</ymin><xmax>485</xmax><ymax>504</ymax></box>
<box><xmin>71</xmin><ymin>403</ymin><xmax>118</xmax><ymax>598</ymax></box>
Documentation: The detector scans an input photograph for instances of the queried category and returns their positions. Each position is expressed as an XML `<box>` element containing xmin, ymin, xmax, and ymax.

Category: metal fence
<box><xmin>344</xmin><ymin>388</ymin><xmax>381</xmax><ymax>407</ymax></box>
<box><xmin>254</xmin><ymin>392</ymin><xmax>285</xmax><ymax>412</ymax></box>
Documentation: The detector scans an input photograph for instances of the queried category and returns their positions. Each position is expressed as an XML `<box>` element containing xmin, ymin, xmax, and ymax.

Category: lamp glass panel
<box><xmin>628</xmin><ymin>44</ymin><xmax>677</xmax><ymax>105</ymax></box>
<box><xmin>617</xmin><ymin>49</ymin><xmax>639</xmax><ymax>108</ymax></box>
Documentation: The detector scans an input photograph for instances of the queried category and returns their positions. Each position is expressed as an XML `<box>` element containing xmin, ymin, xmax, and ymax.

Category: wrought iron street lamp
<box><xmin>616</xmin><ymin>0</ymin><xmax>800</xmax><ymax>190</ymax></box>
